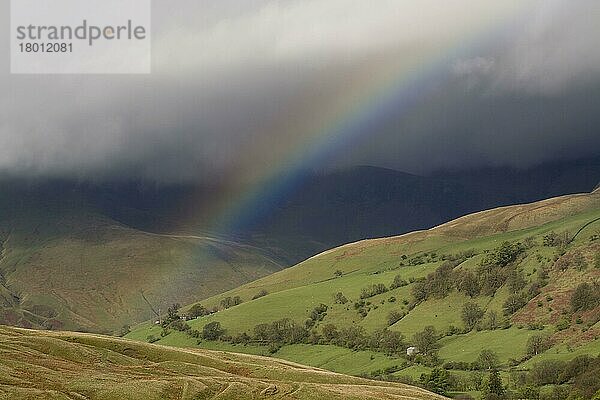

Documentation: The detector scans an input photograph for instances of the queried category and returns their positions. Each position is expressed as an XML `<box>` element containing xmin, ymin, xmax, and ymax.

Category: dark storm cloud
<box><xmin>0</xmin><ymin>0</ymin><xmax>598</xmax><ymax>182</ymax></box>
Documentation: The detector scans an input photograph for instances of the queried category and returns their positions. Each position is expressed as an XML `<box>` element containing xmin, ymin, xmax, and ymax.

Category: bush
<box><xmin>360</xmin><ymin>283</ymin><xmax>388</xmax><ymax>299</ymax></box>
<box><xmin>254</xmin><ymin>318</ymin><xmax>308</xmax><ymax>344</ymax></box>
<box><xmin>337</xmin><ymin>325</ymin><xmax>368</xmax><ymax>350</ymax></box>
<box><xmin>446</xmin><ymin>325</ymin><xmax>461</xmax><ymax>336</ymax></box>
<box><xmin>252</xmin><ymin>289</ymin><xmax>268</xmax><ymax>300</ymax></box>
<box><xmin>560</xmin><ymin>355</ymin><xmax>593</xmax><ymax>384</ymax></box>
<box><xmin>481</xmin><ymin>241</ymin><xmax>525</xmax><ymax>268</ymax></box>
<box><xmin>390</xmin><ymin>274</ymin><xmax>409</xmax><ymax>289</ymax></box>
<box><xmin>528</xmin><ymin>282</ymin><xmax>542</xmax><ymax>299</ymax></box>
<box><xmin>556</xmin><ymin>318</ymin><xmax>571</xmax><ymax>331</ymax></box>
<box><xmin>503</xmin><ymin>294</ymin><xmax>527</xmax><ymax>315</ymax></box>
<box><xmin>162</xmin><ymin>303</ymin><xmax>181</xmax><ymax>326</ymax></box>
<box><xmin>573</xmin><ymin>358</ymin><xmax>600</xmax><ymax>398</ymax></box>
<box><xmin>309</xmin><ymin>304</ymin><xmax>328</xmax><ymax>322</ymax></box>
<box><xmin>528</xmin><ymin>360</ymin><xmax>565</xmax><ymax>386</ymax></box>
<box><xmin>482</xmin><ymin>310</ymin><xmax>499</xmax><ymax>330</ymax></box>
<box><xmin>479</xmin><ymin>267</ymin><xmax>508</xmax><ymax>296</ymax></box>
<box><xmin>516</xmin><ymin>386</ymin><xmax>539</xmax><ymax>400</ymax></box>
<box><xmin>147</xmin><ymin>335</ymin><xmax>159</xmax><ymax>343</ymax></box>
<box><xmin>443</xmin><ymin>361</ymin><xmax>471</xmax><ymax>370</ymax></box>
<box><xmin>220</xmin><ymin>296</ymin><xmax>243</xmax><ymax>309</ymax></box>
<box><xmin>595</xmin><ymin>253</ymin><xmax>600</xmax><ymax>269</ymax></box>
<box><xmin>321</xmin><ymin>324</ymin><xmax>339</xmax><ymax>342</ymax></box>
<box><xmin>539</xmin><ymin>385</ymin><xmax>570</xmax><ymax>400</ymax></box>
<box><xmin>543</xmin><ymin>231</ymin><xmax>569</xmax><ymax>247</ymax></box>
<box><xmin>370</xmin><ymin>329</ymin><xmax>405</xmax><ymax>355</ymax></box>
<box><xmin>556</xmin><ymin>251</ymin><xmax>588</xmax><ymax>271</ymax></box>
<box><xmin>426</xmin><ymin>263</ymin><xmax>457</xmax><ymax>298</ymax></box>
<box><xmin>333</xmin><ymin>292</ymin><xmax>348</xmax><ymax>304</ymax></box>
<box><xmin>387</xmin><ymin>310</ymin><xmax>405</xmax><ymax>326</ymax></box>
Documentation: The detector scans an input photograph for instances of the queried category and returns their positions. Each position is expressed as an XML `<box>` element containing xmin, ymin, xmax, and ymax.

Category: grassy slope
<box><xmin>0</xmin><ymin>206</ymin><xmax>283</xmax><ymax>334</ymax></box>
<box><xmin>0</xmin><ymin>325</ymin><xmax>443</xmax><ymax>400</ymax></box>
<box><xmin>128</xmin><ymin>190</ymin><xmax>600</xmax><ymax>377</ymax></box>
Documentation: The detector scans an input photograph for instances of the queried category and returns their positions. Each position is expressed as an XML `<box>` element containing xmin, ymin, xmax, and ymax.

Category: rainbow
<box><xmin>196</xmin><ymin>2</ymin><xmax>537</xmax><ymax>238</ymax></box>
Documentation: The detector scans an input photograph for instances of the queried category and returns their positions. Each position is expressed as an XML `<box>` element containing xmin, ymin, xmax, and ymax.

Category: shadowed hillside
<box><xmin>0</xmin><ymin>188</ymin><xmax>283</xmax><ymax>333</ymax></box>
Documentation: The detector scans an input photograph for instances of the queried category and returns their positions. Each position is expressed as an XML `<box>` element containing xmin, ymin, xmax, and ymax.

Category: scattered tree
<box><xmin>220</xmin><ymin>296</ymin><xmax>243</xmax><ymax>309</ymax></box>
<box><xmin>411</xmin><ymin>280</ymin><xmax>429</xmax><ymax>303</ymax></box>
<box><xmin>390</xmin><ymin>274</ymin><xmax>409</xmax><ymax>289</ymax></box>
<box><xmin>481</xmin><ymin>241</ymin><xmax>525</xmax><ymax>268</ymax></box>
<box><xmin>202</xmin><ymin>321</ymin><xmax>225</xmax><ymax>340</ymax></box>
<box><xmin>526</xmin><ymin>334</ymin><xmax>549</xmax><ymax>357</ymax></box>
<box><xmin>483</xmin><ymin>370</ymin><xmax>505</xmax><ymax>399</ymax></box>
<box><xmin>462</xmin><ymin>302</ymin><xmax>485</xmax><ymax>331</ymax></box>
<box><xmin>571</xmin><ymin>282</ymin><xmax>599</xmax><ymax>312</ymax></box>
<box><xmin>503</xmin><ymin>294</ymin><xmax>527</xmax><ymax>315</ymax></box>
<box><xmin>420</xmin><ymin>368</ymin><xmax>451</xmax><ymax>395</ymax></box>
<box><xmin>456</xmin><ymin>270</ymin><xmax>480</xmax><ymax>298</ymax></box>
<box><xmin>187</xmin><ymin>303</ymin><xmax>209</xmax><ymax>319</ymax></box>
<box><xmin>483</xmin><ymin>310</ymin><xmax>499</xmax><ymax>330</ymax></box>
<box><xmin>506</xmin><ymin>269</ymin><xmax>527</xmax><ymax>294</ymax></box>
<box><xmin>412</xmin><ymin>325</ymin><xmax>439</xmax><ymax>356</ymax></box>
<box><xmin>476</xmin><ymin>350</ymin><xmax>499</xmax><ymax>370</ymax></box>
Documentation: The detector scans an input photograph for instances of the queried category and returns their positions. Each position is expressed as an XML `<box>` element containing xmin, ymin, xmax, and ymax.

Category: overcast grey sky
<box><xmin>0</xmin><ymin>0</ymin><xmax>599</xmax><ymax>182</ymax></box>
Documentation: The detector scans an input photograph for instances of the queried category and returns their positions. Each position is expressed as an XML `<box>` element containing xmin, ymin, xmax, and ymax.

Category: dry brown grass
<box><xmin>0</xmin><ymin>326</ymin><xmax>445</xmax><ymax>400</ymax></box>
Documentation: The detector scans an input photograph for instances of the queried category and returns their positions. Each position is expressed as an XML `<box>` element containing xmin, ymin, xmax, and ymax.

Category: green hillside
<box><xmin>0</xmin><ymin>201</ymin><xmax>283</xmax><ymax>334</ymax></box>
<box><xmin>128</xmin><ymin>190</ymin><xmax>600</xmax><ymax>398</ymax></box>
<box><xmin>0</xmin><ymin>325</ymin><xmax>443</xmax><ymax>400</ymax></box>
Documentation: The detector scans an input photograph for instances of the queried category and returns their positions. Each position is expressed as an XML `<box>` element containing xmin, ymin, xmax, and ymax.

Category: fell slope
<box><xmin>0</xmin><ymin>325</ymin><xmax>443</xmax><ymax>400</ymax></box>
<box><xmin>0</xmin><ymin>202</ymin><xmax>282</xmax><ymax>333</ymax></box>
<box><xmin>166</xmin><ymin>189</ymin><xmax>600</xmax><ymax>314</ymax></box>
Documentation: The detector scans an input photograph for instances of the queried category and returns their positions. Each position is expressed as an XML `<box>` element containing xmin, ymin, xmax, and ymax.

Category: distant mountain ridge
<box><xmin>2</xmin><ymin>156</ymin><xmax>597</xmax><ymax>264</ymax></box>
